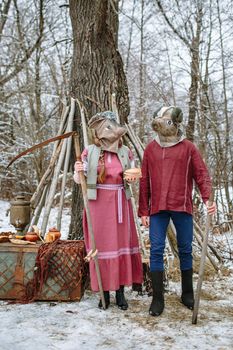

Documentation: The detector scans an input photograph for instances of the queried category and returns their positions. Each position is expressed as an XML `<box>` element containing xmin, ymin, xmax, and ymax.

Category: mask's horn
<box><xmin>153</xmin><ymin>106</ymin><xmax>163</xmax><ymax>119</ymax></box>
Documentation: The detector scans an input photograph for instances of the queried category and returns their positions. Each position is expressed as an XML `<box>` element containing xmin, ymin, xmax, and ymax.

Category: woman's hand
<box><xmin>75</xmin><ymin>161</ymin><xmax>84</xmax><ymax>172</ymax></box>
<box><xmin>141</xmin><ymin>216</ymin><xmax>150</xmax><ymax>228</ymax></box>
<box><xmin>205</xmin><ymin>201</ymin><xmax>217</xmax><ymax>215</ymax></box>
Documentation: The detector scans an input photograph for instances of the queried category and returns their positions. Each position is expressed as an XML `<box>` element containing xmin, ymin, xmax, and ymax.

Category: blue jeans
<box><xmin>149</xmin><ymin>211</ymin><xmax>193</xmax><ymax>272</ymax></box>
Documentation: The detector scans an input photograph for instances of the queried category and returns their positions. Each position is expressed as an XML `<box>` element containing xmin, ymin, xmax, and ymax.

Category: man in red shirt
<box><xmin>138</xmin><ymin>106</ymin><xmax>216</xmax><ymax>316</ymax></box>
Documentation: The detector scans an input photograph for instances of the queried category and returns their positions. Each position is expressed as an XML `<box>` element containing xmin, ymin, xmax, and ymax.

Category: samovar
<box><xmin>10</xmin><ymin>195</ymin><xmax>31</xmax><ymax>235</ymax></box>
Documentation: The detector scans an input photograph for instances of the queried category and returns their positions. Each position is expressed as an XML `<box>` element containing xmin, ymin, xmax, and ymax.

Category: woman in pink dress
<box><xmin>74</xmin><ymin>111</ymin><xmax>143</xmax><ymax>310</ymax></box>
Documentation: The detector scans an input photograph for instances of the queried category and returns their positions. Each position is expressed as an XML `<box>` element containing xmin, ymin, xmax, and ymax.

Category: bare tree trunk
<box><xmin>198</xmin><ymin>0</ymin><xmax>213</xmax><ymax>161</ymax></box>
<box><xmin>125</xmin><ymin>0</ymin><xmax>137</xmax><ymax>74</ymax></box>
<box><xmin>68</xmin><ymin>0</ymin><xmax>130</xmax><ymax>239</ymax></box>
<box><xmin>138</xmin><ymin>0</ymin><xmax>146</xmax><ymax>140</ymax></box>
<box><xmin>165</xmin><ymin>40</ymin><xmax>176</xmax><ymax>106</ymax></box>
<box><xmin>216</xmin><ymin>0</ymin><xmax>231</xmax><ymax>210</ymax></box>
<box><xmin>186</xmin><ymin>4</ymin><xmax>203</xmax><ymax>141</ymax></box>
<box><xmin>155</xmin><ymin>0</ymin><xmax>203</xmax><ymax>142</ymax></box>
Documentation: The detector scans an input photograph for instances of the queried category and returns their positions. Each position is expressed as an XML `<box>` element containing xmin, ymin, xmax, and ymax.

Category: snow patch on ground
<box><xmin>0</xmin><ymin>200</ymin><xmax>233</xmax><ymax>350</ymax></box>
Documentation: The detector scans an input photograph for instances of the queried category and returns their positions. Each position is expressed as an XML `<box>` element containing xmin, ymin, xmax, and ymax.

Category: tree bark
<box><xmin>68</xmin><ymin>0</ymin><xmax>130</xmax><ymax>239</ymax></box>
<box><xmin>186</xmin><ymin>4</ymin><xmax>203</xmax><ymax>142</ymax></box>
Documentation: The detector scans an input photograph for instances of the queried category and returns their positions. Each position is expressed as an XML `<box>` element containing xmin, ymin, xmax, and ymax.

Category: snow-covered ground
<box><xmin>0</xmin><ymin>200</ymin><xmax>233</xmax><ymax>350</ymax></box>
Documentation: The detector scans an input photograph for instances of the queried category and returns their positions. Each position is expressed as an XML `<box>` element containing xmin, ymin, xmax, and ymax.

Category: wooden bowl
<box><xmin>124</xmin><ymin>167</ymin><xmax>142</xmax><ymax>179</ymax></box>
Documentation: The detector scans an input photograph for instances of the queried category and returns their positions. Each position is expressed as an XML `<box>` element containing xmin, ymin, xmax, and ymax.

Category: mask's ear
<box><xmin>171</xmin><ymin>107</ymin><xmax>183</xmax><ymax>124</ymax></box>
<box><xmin>151</xmin><ymin>119</ymin><xmax>157</xmax><ymax>131</ymax></box>
<box><xmin>88</xmin><ymin>115</ymin><xmax>105</xmax><ymax>130</ymax></box>
<box><xmin>153</xmin><ymin>106</ymin><xmax>163</xmax><ymax>119</ymax></box>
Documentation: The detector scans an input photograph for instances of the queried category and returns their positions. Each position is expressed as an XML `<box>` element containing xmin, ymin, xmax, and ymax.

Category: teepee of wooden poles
<box><xmin>28</xmin><ymin>97</ymin><xmax>222</xmax><ymax>276</ymax></box>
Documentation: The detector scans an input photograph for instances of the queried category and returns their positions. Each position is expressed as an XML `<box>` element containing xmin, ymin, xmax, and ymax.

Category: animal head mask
<box><xmin>152</xmin><ymin>106</ymin><xmax>184</xmax><ymax>147</ymax></box>
<box><xmin>88</xmin><ymin>111</ymin><xmax>126</xmax><ymax>153</ymax></box>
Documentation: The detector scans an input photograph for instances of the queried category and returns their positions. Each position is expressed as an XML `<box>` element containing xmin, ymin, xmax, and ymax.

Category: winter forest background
<box><xmin>0</xmin><ymin>2</ymin><xmax>233</xmax><ymax>349</ymax></box>
<box><xmin>0</xmin><ymin>0</ymin><xmax>232</xmax><ymax>238</ymax></box>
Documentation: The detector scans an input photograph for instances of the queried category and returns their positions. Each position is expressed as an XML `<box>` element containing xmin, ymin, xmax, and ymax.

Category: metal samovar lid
<box><xmin>10</xmin><ymin>195</ymin><xmax>31</xmax><ymax>206</ymax></box>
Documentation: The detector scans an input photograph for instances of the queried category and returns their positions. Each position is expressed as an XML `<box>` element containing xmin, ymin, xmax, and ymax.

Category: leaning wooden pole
<box><xmin>194</xmin><ymin>220</ymin><xmax>222</xmax><ymax>263</ymax></box>
<box><xmin>57</xmin><ymin>99</ymin><xmax>75</xmax><ymax>230</ymax></box>
<box><xmin>73</xmin><ymin>133</ymin><xmax>106</xmax><ymax>310</ymax></box>
<box><xmin>192</xmin><ymin>192</ymin><xmax>214</xmax><ymax>324</ymax></box>
<box><xmin>193</xmin><ymin>230</ymin><xmax>219</xmax><ymax>272</ymax></box>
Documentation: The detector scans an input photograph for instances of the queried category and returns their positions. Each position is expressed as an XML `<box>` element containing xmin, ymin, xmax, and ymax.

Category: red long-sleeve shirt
<box><xmin>138</xmin><ymin>139</ymin><xmax>212</xmax><ymax>216</ymax></box>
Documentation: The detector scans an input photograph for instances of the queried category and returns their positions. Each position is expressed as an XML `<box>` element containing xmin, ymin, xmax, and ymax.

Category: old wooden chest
<box><xmin>0</xmin><ymin>240</ymin><xmax>87</xmax><ymax>301</ymax></box>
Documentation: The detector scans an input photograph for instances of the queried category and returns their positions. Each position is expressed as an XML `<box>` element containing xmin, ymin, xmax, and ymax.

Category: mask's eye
<box><xmin>166</xmin><ymin>120</ymin><xmax>173</xmax><ymax>126</ymax></box>
<box><xmin>105</xmin><ymin>124</ymin><xmax>112</xmax><ymax>130</ymax></box>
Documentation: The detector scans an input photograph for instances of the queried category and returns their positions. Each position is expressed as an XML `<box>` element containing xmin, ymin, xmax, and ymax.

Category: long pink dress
<box><xmin>82</xmin><ymin>149</ymin><xmax>143</xmax><ymax>292</ymax></box>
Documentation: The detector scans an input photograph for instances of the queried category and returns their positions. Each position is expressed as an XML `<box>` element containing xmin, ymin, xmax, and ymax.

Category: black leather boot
<box><xmin>98</xmin><ymin>291</ymin><xmax>110</xmax><ymax>309</ymax></box>
<box><xmin>181</xmin><ymin>269</ymin><xmax>194</xmax><ymax>310</ymax></box>
<box><xmin>116</xmin><ymin>286</ymin><xmax>128</xmax><ymax>310</ymax></box>
<box><xmin>149</xmin><ymin>271</ymin><xmax>164</xmax><ymax>316</ymax></box>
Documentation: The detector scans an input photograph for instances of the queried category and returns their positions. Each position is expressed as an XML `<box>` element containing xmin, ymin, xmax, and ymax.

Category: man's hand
<box><xmin>141</xmin><ymin>216</ymin><xmax>150</xmax><ymax>227</ymax></box>
<box><xmin>205</xmin><ymin>201</ymin><xmax>217</xmax><ymax>215</ymax></box>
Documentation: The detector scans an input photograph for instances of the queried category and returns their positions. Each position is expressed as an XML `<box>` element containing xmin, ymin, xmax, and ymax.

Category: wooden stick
<box><xmin>41</xmin><ymin>121</ymin><xmax>76</xmax><ymax>234</ymax></box>
<box><xmin>30</xmin><ymin>142</ymin><xmax>63</xmax><ymax>209</ymax></box>
<box><xmin>51</xmin><ymin>104</ymin><xmax>70</xmax><ymax>157</ymax></box>
<box><xmin>40</xmin><ymin>138</ymin><xmax>66</xmax><ymax>236</ymax></box>
<box><xmin>76</xmin><ymin>99</ymin><xmax>89</xmax><ymax>147</ymax></box>
<box><xmin>30</xmin><ymin>185</ymin><xmax>48</xmax><ymax>228</ymax></box>
<box><xmin>57</xmin><ymin>99</ymin><xmax>75</xmax><ymax>230</ymax></box>
<box><xmin>124</xmin><ymin>123</ymin><xmax>143</xmax><ymax>162</ymax></box>
<box><xmin>30</xmin><ymin>105</ymin><xmax>69</xmax><ymax>208</ymax></box>
<box><xmin>194</xmin><ymin>220</ymin><xmax>222</xmax><ymax>263</ymax></box>
<box><xmin>192</xmin><ymin>193</ymin><xmax>215</xmax><ymax>324</ymax></box>
<box><xmin>134</xmin><ymin>132</ymin><xmax>145</xmax><ymax>152</ymax></box>
<box><xmin>193</xmin><ymin>230</ymin><xmax>219</xmax><ymax>272</ymax></box>
<box><xmin>130</xmin><ymin>188</ymin><xmax>147</xmax><ymax>258</ymax></box>
<box><xmin>73</xmin><ymin>134</ymin><xmax>106</xmax><ymax>309</ymax></box>
<box><xmin>40</xmin><ymin>106</ymin><xmax>76</xmax><ymax>235</ymax></box>
<box><xmin>127</xmin><ymin>122</ymin><xmax>145</xmax><ymax>153</ymax></box>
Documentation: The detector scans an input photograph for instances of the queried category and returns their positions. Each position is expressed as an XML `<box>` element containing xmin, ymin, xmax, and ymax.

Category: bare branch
<box><xmin>0</xmin><ymin>0</ymin><xmax>12</xmax><ymax>38</ymax></box>
<box><xmin>154</xmin><ymin>0</ymin><xmax>191</xmax><ymax>49</ymax></box>
<box><xmin>0</xmin><ymin>0</ymin><xmax>44</xmax><ymax>86</ymax></box>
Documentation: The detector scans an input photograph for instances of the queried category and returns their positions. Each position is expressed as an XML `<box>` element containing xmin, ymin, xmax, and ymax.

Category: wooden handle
<box><xmin>72</xmin><ymin>133</ymin><xmax>106</xmax><ymax>309</ymax></box>
<box><xmin>192</xmin><ymin>188</ymin><xmax>215</xmax><ymax>324</ymax></box>
<box><xmin>73</xmin><ymin>134</ymin><xmax>81</xmax><ymax>160</ymax></box>
<box><xmin>208</xmin><ymin>190</ymin><xmax>215</xmax><ymax>205</ymax></box>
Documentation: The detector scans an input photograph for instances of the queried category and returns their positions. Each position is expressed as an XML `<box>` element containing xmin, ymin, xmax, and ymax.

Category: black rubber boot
<box><xmin>181</xmin><ymin>269</ymin><xmax>194</xmax><ymax>310</ymax></box>
<box><xmin>98</xmin><ymin>291</ymin><xmax>110</xmax><ymax>309</ymax></box>
<box><xmin>116</xmin><ymin>286</ymin><xmax>128</xmax><ymax>310</ymax></box>
<box><xmin>149</xmin><ymin>271</ymin><xmax>164</xmax><ymax>316</ymax></box>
